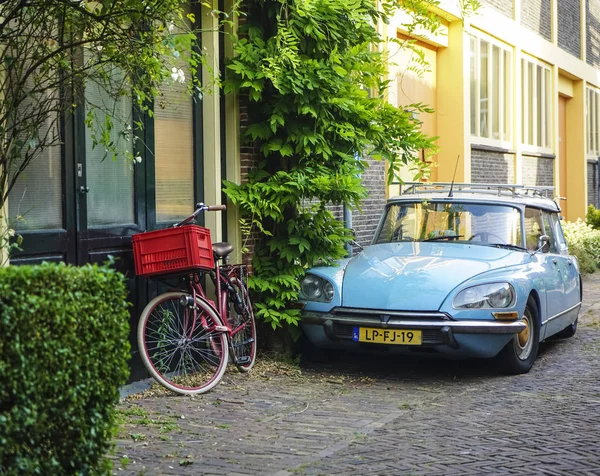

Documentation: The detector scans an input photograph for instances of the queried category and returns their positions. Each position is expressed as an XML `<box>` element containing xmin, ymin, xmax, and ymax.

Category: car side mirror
<box><xmin>538</xmin><ymin>235</ymin><xmax>551</xmax><ymax>253</ymax></box>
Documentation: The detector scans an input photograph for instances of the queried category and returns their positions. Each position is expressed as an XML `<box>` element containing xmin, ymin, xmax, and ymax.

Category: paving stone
<box><xmin>112</xmin><ymin>273</ymin><xmax>600</xmax><ymax>475</ymax></box>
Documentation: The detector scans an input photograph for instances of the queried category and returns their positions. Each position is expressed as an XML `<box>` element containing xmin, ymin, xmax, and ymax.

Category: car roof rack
<box><xmin>398</xmin><ymin>182</ymin><xmax>556</xmax><ymax>199</ymax></box>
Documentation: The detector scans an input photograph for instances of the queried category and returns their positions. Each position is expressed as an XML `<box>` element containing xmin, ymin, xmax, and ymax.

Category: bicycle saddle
<box><xmin>212</xmin><ymin>242</ymin><xmax>234</xmax><ymax>259</ymax></box>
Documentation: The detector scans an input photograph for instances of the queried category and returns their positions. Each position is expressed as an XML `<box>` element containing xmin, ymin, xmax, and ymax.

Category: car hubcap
<box><xmin>516</xmin><ymin>313</ymin><xmax>533</xmax><ymax>360</ymax></box>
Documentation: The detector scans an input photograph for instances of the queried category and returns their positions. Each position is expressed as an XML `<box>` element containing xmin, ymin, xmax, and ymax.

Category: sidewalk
<box><xmin>112</xmin><ymin>271</ymin><xmax>600</xmax><ymax>475</ymax></box>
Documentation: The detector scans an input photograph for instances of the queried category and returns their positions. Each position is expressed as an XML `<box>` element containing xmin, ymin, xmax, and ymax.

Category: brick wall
<box><xmin>558</xmin><ymin>0</ymin><xmax>581</xmax><ymax>58</ymax></box>
<box><xmin>588</xmin><ymin>159</ymin><xmax>599</xmax><ymax>207</ymax></box>
<box><xmin>347</xmin><ymin>157</ymin><xmax>387</xmax><ymax>248</ymax></box>
<box><xmin>238</xmin><ymin>93</ymin><xmax>262</xmax><ymax>266</ymax></box>
<box><xmin>471</xmin><ymin>147</ymin><xmax>515</xmax><ymax>183</ymax></box>
<box><xmin>521</xmin><ymin>155</ymin><xmax>554</xmax><ymax>186</ymax></box>
<box><xmin>521</xmin><ymin>0</ymin><xmax>552</xmax><ymax>41</ymax></box>
<box><xmin>587</xmin><ymin>0</ymin><xmax>600</xmax><ymax>67</ymax></box>
<box><xmin>481</xmin><ymin>0</ymin><xmax>513</xmax><ymax>18</ymax></box>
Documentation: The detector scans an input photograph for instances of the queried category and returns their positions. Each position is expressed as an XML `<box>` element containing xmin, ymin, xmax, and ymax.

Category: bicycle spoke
<box><xmin>138</xmin><ymin>292</ymin><xmax>229</xmax><ymax>394</ymax></box>
<box><xmin>225</xmin><ymin>274</ymin><xmax>257</xmax><ymax>372</ymax></box>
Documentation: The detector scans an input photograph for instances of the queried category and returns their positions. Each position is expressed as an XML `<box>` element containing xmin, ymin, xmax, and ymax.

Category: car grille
<box><xmin>333</xmin><ymin>323</ymin><xmax>444</xmax><ymax>345</ymax></box>
<box><xmin>331</xmin><ymin>307</ymin><xmax>450</xmax><ymax>321</ymax></box>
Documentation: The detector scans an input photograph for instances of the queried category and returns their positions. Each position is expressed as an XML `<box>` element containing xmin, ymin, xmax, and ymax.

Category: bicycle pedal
<box><xmin>235</xmin><ymin>356</ymin><xmax>251</xmax><ymax>365</ymax></box>
<box><xmin>232</xmin><ymin>337</ymin><xmax>255</xmax><ymax>347</ymax></box>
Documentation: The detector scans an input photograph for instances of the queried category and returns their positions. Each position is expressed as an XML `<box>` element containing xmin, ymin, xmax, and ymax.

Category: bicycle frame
<box><xmin>177</xmin><ymin>261</ymin><xmax>249</xmax><ymax>343</ymax></box>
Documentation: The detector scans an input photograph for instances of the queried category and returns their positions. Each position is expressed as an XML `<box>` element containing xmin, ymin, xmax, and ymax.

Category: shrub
<box><xmin>0</xmin><ymin>262</ymin><xmax>130</xmax><ymax>475</ymax></box>
<box><xmin>585</xmin><ymin>204</ymin><xmax>600</xmax><ymax>230</ymax></box>
<box><xmin>563</xmin><ymin>219</ymin><xmax>600</xmax><ymax>273</ymax></box>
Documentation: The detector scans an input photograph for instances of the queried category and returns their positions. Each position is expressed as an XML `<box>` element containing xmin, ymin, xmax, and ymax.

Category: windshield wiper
<box><xmin>483</xmin><ymin>243</ymin><xmax>527</xmax><ymax>251</ymax></box>
<box><xmin>423</xmin><ymin>235</ymin><xmax>464</xmax><ymax>242</ymax></box>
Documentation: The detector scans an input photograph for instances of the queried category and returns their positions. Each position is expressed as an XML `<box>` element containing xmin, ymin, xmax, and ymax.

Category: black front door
<box><xmin>10</xmin><ymin>89</ymin><xmax>150</xmax><ymax>381</ymax></box>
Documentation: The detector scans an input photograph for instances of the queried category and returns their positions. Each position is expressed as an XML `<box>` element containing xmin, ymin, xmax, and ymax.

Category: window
<box><xmin>521</xmin><ymin>57</ymin><xmax>552</xmax><ymax>149</ymax></box>
<box><xmin>470</xmin><ymin>35</ymin><xmax>512</xmax><ymax>143</ymax></box>
<box><xmin>587</xmin><ymin>87</ymin><xmax>600</xmax><ymax>158</ymax></box>
<box><xmin>84</xmin><ymin>67</ymin><xmax>135</xmax><ymax>228</ymax></box>
<box><xmin>550</xmin><ymin>213</ymin><xmax>568</xmax><ymax>253</ymax></box>
<box><xmin>524</xmin><ymin>207</ymin><xmax>543</xmax><ymax>251</ymax></box>
<box><xmin>375</xmin><ymin>202</ymin><xmax>522</xmax><ymax>247</ymax></box>
<box><xmin>8</xmin><ymin>93</ymin><xmax>62</xmax><ymax>230</ymax></box>
<box><xmin>154</xmin><ymin>64</ymin><xmax>194</xmax><ymax>223</ymax></box>
<box><xmin>541</xmin><ymin>211</ymin><xmax>558</xmax><ymax>253</ymax></box>
<box><xmin>154</xmin><ymin>16</ymin><xmax>195</xmax><ymax>223</ymax></box>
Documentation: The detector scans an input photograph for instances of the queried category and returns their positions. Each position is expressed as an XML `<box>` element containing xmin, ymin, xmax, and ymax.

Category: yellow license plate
<box><xmin>353</xmin><ymin>327</ymin><xmax>422</xmax><ymax>345</ymax></box>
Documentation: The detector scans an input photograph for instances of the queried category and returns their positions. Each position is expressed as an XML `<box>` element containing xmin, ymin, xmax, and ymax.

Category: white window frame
<box><xmin>469</xmin><ymin>33</ymin><xmax>513</xmax><ymax>148</ymax></box>
<box><xmin>587</xmin><ymin>86</ymin><xmax>600</xmax><ymax>159</ymax></box>
<box><xmin>521</xmin><ymin>55</ymin><xmax>553</xmax><ymax>153</ymax></box>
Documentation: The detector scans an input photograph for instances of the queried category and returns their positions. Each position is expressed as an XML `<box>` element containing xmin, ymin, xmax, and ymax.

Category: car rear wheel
<box><xmin>496</xmin><ymin>296</ymin><xmax>540</xmax><ymax>375</ymax></box>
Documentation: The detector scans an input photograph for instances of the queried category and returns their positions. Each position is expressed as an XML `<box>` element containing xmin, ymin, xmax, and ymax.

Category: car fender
<box><xmin>439</xmin><ymin>263</ymin><xmax>548</xmax><ymax>327</ymax></box>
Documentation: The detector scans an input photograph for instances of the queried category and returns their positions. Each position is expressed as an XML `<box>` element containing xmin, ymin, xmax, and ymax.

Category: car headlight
<box><xmin>453</xmin><ymin>283</ymin><xmax>515</xmax><ymax>309</ymax></box>
<box><xmin>299</xmin><ymin>274</ymin><xmax>334</xmax><ymax>302</ymax></box>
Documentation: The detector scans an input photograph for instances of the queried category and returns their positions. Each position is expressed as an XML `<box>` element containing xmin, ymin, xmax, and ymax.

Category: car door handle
<box><xmin>552</xmin><ymin>258</ymin><xmax>557</xmax><ymax>265</ymax></box>
<box><xmin>567</xmin><ymin>259</ymin><xmax>573</xmax><ymax>266</ymax></box>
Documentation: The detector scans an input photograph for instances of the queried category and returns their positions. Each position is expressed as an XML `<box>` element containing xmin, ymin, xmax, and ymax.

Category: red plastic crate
<box><xmin>132</xmin><ymin>225</ymin><xmax>214</xmax><ymax>277</ymax></box>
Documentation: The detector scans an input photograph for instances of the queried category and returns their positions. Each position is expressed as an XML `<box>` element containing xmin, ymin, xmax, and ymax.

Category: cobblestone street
<box><xmin>114</xmin><ymin>272</ymin><xmax>600</xmax><ymax>475</ymax></box>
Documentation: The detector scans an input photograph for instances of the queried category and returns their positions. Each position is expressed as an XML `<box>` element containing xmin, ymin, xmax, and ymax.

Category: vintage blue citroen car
<box><xmin>299</xmin><ymin>183</ymin><xmax>582</xmax><ymax>374</ymax></box>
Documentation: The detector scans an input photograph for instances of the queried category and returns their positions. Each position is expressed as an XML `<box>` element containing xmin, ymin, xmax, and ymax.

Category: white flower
<box><xmin>170</xmin><ymin>67</ymin><xmax>185</xmax><ymax>83</ymax></box>
<box><xmin>7</xmin><ymin>229</ymin><xmax>15</xmax><ymax>237</ymax></box>
<box><xmin>134</xmin><ymin>156</ymin><xmax>142</xmax><ymax>163</ymax></box>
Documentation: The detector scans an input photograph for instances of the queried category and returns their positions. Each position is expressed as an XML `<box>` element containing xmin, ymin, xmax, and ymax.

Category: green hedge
<box><xmin>0</xmin><ymin>262</ymin><xmax>130</xmax><ymax>475</ymax></box>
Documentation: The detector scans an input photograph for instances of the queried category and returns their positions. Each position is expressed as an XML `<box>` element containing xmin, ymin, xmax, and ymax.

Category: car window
<box><xmin>524</xmin><ymin>207</ymin><xmax>544</xmax><ymax>251</ymax></box>
<box><xmin>552</xmin><ymin>214</ymin><xmax>568</xmax><ymax>253</ymax></box>
<box><xmin>541</xmin><ymin>211</ymin><xmax>558</xmax><ymax>253</ymax></box>
<box><xmin>375</xmin><ymin>201</ymin><xmax>523</xmax><ymax>247</ymax></box>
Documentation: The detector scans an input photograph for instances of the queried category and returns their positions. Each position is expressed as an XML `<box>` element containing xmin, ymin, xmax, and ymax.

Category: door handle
<box><xmin>552</xmin><ymin>258</ymin><xmax>557</xmax><ymax>265</ymax></box>
<box><xmin>79</xmin><ymin>186</ymin><xmax>90</xmax><ymax>194</ymax></box>
<box><xmin>567</xmin><ymin>259</ymin><xmax>573</xmax><ymax>266</ymax></box>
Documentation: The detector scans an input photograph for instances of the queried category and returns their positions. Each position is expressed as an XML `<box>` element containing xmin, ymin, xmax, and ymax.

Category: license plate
<box><xmin>353</xmin><ymin>327</ymin><xmax>422</xmax><ymax>345</ymax></box>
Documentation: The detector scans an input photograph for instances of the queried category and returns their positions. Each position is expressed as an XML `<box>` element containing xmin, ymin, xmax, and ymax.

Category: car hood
<box><xmin>341</xmin><ymin>242</ymin><xmax>529</xmax><ymax>311</ymax></box>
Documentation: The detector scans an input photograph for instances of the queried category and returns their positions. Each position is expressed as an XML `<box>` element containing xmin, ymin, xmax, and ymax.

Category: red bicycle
<box><xmin>132</xmin><ymin>203</ymin><xmax>257</xmax><ymax>395</ymax></box>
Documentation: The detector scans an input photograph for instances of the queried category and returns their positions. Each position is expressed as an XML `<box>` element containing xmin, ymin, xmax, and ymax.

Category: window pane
<box><xmin>592</xmin><ymin>91</ymin><xmax>600</xmax><ymax>155</ymax></box>
<box><xmin>504</xmin><ymin>50</ymin><xmax>511</xmax><ymax>141</ymax></box>
<box><xmin>544</xmin><ymin>69</ymin><xmax>551</xmax><ymax>148</ymax></box>
<box><xmin>154</xmin><ymin>66</ymin><xmax>194</xmax><ymax>223</ymax></box>
<box><xmin>85</xmin><ymin>71</ymin><xmax>135</xmax><ymax>228</ymax></box>
<box><xmin>480</xmin><ymin>41</ymin><xmax>489</xmax><ymax>137</ymax></box>
<box><xmin>528</xmin><ymin>62</ymin><xmax>534</xmax><ymax>146</ymax></box>
<box><xmin>536</xmin><ymin>65</ymin><xmax>543</xmax><ymax>147</ymax></box>
<box><xmin>492</xmin><ymin>45</ymin><xmax>500</xmax><ymax>140</ymax></box>
<box><xmin>585</xmin><ymin>89</ymin><xmax>594</xmax><ymax>154</ymax></box>
<box><xmin>470</xmin><ymin>37</ymin><xmax>477</xmax><ymax>136</ymax></box>
<box><xmin>9</xmin><ymin>91</ymin><xmax>62</xmax><ymax>230</ymax></box>
<box><xmin>522</xmin><ymin>59</ymin><xmax>526</xmax><ymax>144</ymax></box>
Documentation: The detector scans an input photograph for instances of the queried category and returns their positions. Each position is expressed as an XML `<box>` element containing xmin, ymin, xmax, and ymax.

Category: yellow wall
<box><xmin>436</xmin><ymin>20</ymin><xmax>470</xmax><ymax>183</ymax></box>
<box><xmin>385</xmin><ymin>0</ymin><xmax>595</xmax><ymax>220</ymax></box>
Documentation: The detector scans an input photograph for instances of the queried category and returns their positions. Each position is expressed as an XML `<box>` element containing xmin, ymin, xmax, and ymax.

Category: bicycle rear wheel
<box><xmin>228</xmin><ymin>277</ymin><xmax>257</xmax><ymax>372</ymax></box>
<box><xmin>138</xmin><ymin>292</ymin><xmax>229</xmax><ymax>395</ymax></box>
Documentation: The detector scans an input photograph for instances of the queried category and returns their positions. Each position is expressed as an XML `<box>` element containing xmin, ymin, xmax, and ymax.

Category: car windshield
<box><xmin>375</xmin><ymin>201</ymin><xmax>524</xmax><ymax>248</ymax></box>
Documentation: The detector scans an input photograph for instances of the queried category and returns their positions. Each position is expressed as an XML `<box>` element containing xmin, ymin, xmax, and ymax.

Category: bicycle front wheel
<box><xmin>228</xmin><ymin>277</ymin><xmax>257</xmax><ymax>372</ymax></box>
<box><xmin>138</xmin><ymin>292</ymin><xmax>229</xmax><ymax>395</ymax></box>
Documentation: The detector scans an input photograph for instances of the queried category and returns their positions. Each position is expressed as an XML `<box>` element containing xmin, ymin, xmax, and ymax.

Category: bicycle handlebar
<box><xmin>173</xmin><ymin>203</ymin><xmax>227</xmax><ymax>227</ymax></box>
<box><xmin>200</xmin><ymin>204</ymin><xmax>226</xmax><ymax>212</ymax></box>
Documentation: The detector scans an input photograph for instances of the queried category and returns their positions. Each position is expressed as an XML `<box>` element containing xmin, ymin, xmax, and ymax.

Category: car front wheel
<box><xmin>496</xmin><ymin>296</ymin><xmax>540</xmax><ymax>375</ymax></box>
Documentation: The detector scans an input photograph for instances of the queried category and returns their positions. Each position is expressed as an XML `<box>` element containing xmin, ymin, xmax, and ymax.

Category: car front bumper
<box><xmin>301</xmin><ymin>308</ymin><xmax>526</xmax><ymax>357</ymax></box>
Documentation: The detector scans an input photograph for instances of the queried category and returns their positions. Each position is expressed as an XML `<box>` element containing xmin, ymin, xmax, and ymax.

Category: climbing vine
<box><xmin>224</xmin><ymin>0</ymin><xmax>442</xmax><ymax>330</ymax></box>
